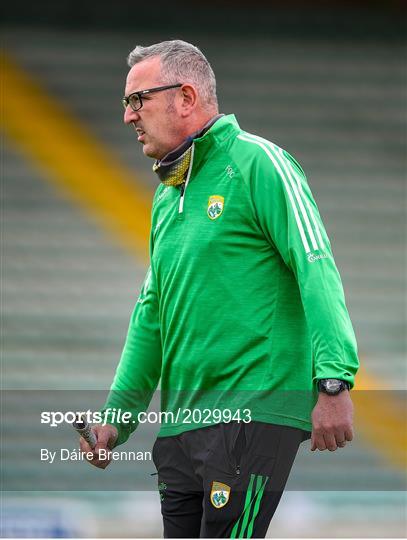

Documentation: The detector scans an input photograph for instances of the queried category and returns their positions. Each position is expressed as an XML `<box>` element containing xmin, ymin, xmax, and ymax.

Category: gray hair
<box><xmin>127</xmin><ymin>40</ymin><xmax>218</xmax><ymax>110</ymax></box>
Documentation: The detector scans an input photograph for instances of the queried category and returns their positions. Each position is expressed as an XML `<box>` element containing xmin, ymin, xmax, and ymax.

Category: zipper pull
<box><xmin>236</xmin><ymin>465</ymin><xmax>240</xmax><ymax>476</ymax></box>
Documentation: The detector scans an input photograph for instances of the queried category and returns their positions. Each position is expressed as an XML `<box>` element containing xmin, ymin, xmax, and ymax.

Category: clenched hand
<box><xmin>311</xmin><ymin>391</ymin><xmax>354</xmax><ymax>451</ymax></box>
<box><xmin>79</xmin><ymin>424</ymin><xmax>118</xmax><ymax>468</ymax></box>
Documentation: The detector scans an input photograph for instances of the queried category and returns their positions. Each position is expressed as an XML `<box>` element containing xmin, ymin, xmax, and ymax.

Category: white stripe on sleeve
<box><xmin>245</xmin><ymin>133</ymin><xmax>320</xmax><ymax>251</ymax></box>
<box><xmin>237</xmin><ymin>134</ymin><xmax>311</xmax><ymax>254</ymax></box>
<box><xmin>276</xmin><ymin>147</ymin><xmax>325</xmax><ymax>250</ymax></box>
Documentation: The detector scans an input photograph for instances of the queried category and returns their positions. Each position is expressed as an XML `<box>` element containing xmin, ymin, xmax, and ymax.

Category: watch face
<box><xmin>326</xmin><ymin>379</ymin><xmax>341</xmax><ymax>392</ymax></box>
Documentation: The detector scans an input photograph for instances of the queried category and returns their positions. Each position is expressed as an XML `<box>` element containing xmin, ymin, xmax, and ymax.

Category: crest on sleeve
<box><xmin>207</xmin><ymin>195</ymin><xmax>224</xmax><ymax>220</ymax></box>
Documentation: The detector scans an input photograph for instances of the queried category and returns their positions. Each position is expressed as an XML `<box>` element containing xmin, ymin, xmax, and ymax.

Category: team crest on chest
<box><xmin>210</xmin><ymin>481</ymin><xmax>231</xmax><ymax>508</ymax></box>
<box><xmin>207</xmin><ymin>195</ymin><xmax>224</xmax><ymax>220</ymax></box>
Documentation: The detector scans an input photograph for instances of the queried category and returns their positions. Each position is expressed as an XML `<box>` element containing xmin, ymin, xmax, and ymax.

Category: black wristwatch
<box><xmin>318</xmin><ymin>378</ymin><xmax>350</xmax><ymax>395</ymax></box>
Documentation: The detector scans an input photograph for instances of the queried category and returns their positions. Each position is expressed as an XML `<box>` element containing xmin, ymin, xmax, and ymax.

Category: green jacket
<box><xmin>104</xmin><ymin>115</ymin><xmax>359</xmax><ymax>445</ymax></box>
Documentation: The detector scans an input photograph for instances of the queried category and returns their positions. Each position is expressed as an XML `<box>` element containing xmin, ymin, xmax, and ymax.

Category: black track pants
<box><xmin>152</xmin><ymin>421</ymin><xmax>310</xmax><ymax>538</ymax></box>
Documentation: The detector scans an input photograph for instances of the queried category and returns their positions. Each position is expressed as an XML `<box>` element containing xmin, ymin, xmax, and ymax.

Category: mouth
<box><xmin>135</xmin><ymin>127</ymin><xmax>146</xmax><ymax>142</ymax></box>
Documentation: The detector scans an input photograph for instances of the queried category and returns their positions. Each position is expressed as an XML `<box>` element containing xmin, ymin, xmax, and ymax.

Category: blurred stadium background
<box><xmin>2</xmin><ymin>0</ymin><xmax>406</xmax><ymax>537</ymax></box>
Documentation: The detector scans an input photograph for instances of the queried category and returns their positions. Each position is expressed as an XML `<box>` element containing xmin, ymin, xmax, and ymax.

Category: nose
<box><xmin>123</xmin><ymin>106</ymin><xmax>140</xmax><ymax>125</ymax></box>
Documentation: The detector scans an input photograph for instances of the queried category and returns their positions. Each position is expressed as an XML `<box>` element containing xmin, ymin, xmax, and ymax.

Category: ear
<box><xmin>178</xmin><ymin>84</ymin><xmax>198</xmax><ymax>117</ymax></box>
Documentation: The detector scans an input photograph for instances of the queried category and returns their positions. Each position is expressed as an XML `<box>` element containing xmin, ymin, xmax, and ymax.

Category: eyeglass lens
<box><xmin>129</xmin><ymin>94</ymin><xmax>142</xmax><ymax>111</ymax></box>
<box><xmin>123</xmin><ymin>94</ymin><xmax>142</xmax><ymax>111</ymax></box>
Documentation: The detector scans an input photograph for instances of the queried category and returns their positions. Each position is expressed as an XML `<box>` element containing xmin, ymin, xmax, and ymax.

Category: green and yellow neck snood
<box><xmin>152</xmin><ymin>114</ymin><xmax>223</xmax><ymax>187</ymax></box>
<box><xmin>152</xmin><ymin>145</ymin><xmax>193</xmax><ymax>187</ymax></box>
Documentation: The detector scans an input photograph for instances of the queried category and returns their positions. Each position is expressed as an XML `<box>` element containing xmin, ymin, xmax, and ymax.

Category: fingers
<box><xmin>83</xmin><ymin>444</ymin><xmax>111</xmax><ymax>469</ymax></box>
<box><xmin>311</xmin><ymin>431</ymin><xmax>336</xmax><ymax>451</ymax></box>
<box><xmin>311</xmin><ymin>430</ymin><xmax>326</xmax><ymax>451</ymax></box>
<box><xmin>78</xmin><ymin>426</ymin><xmax>117</xmax><ymax>469</ymax></box>
<box><xmin>311</xmin><ymin>432</ymin><xmax>316</xmax><ymax>451</ymax></box>
<box><xmin>79</xmin><ymin>434</ymin><xmax>94</xmax><ymax>453</ymax></box>
<box><xmin>324</xmin><ymin>432</ymin><xmax>338</xmax><ymax>451</ymax></box>
<box><xmin>311</xmin><ymin>429</ymin><xmax>352</xmax><ymax>451</ymax></box>
<box><xmin>94</xmin><ymin>425</ymin><xmax>112</xmax><ymax>449</ymax></box>
<box><xmin>344</xmin><ymin>426</ymin><xmax>354</xmax><ymax>442</ymax></box>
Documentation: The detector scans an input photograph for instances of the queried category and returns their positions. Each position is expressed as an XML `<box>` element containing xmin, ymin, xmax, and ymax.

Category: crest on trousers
<box><xmin>207</xmin><ymin>195</ymin><xmax>224</xmax><ymax>220</ymax></box>
<box><xmin>210</xmin><ymin>481</ymin><xmax>231</xmax><ymax>508</ymax></box>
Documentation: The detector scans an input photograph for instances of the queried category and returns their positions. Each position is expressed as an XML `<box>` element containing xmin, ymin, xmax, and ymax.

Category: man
<box><xmin>80</xmin><ymin>40</ymin><xmax>359</xmax><ymax>538</ymax></box>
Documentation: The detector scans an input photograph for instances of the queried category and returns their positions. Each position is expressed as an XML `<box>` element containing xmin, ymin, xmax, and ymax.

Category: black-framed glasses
<box><xmin>122</xmin><ymin>83</ymin><xmax>182</xmax><ymax>112</ymax></box>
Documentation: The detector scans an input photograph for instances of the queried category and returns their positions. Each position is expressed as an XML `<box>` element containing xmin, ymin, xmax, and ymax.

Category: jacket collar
<box><xmin>190</xmin><ymin>114</ymin><xmax>241</xmax><ymax>172</ymax></box>
<box><xmin>193</xmin><ymin>114</ymin><xmax>240</xmax><ymax>147</ymax></box>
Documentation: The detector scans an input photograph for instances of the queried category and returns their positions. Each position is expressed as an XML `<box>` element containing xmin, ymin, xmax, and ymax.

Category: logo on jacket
<box><xmin>207</xmin><ymin>195</ymin><xmax>224</xmax><ymax>220</ymax></box>
<box><xmin>307</xmin><ymin>252</ymin><xmax>328</xmax><ymax>263</ymax></box>
<box><xmin>210</xmin><ymin>481</ymin><xmax>231</xmax><ymax>508</ymax></box>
